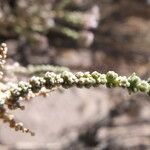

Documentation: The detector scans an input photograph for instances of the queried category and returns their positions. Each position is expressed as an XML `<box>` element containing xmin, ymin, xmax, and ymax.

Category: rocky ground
<box><xmin>0</xmin><ymin>0</ymin><xmax>150</xmax><ymax>150</ymax></box>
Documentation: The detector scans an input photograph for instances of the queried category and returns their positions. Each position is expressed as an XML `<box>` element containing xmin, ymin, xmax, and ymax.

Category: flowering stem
<box><xmin>0</xmin><ymin>71</ymin><xmax>149</xmax><ymax>111</ymax></box>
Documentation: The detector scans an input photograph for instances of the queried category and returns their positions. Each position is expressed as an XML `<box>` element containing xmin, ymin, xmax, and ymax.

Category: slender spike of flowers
<box><xmin>0</xmin><ymin>71</ymin><xmax>148</xmax><ymax>112</ymax></box>
<box><xmin>4</xmin><ymin>64</ymin><xmax>69</xmax><ymax>76</ymax></box>
<box><xmin>0</xmin><ymin>104</ymin><xmax>34</xmax><ymax>136</ymax></box>
<box><xmin>0</xmin><ymin>43</ymin><xmax>7</xmax><ymax>79</ymax></box>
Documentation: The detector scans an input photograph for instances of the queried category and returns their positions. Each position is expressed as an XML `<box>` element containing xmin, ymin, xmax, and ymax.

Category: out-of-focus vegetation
<box><xmin>0</xmin><ymin>0</ymin><xmax>150</xmax><ymax>150</ymax></box>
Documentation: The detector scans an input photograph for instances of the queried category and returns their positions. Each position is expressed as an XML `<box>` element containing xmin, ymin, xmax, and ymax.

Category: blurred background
<box><xmin>0</xmin><ymin>0</ymin><xmax>150</xmax><ymax>149</ymax></box>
